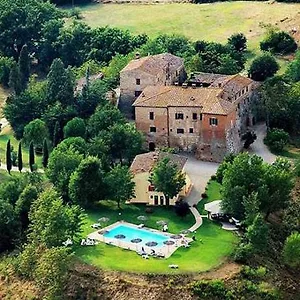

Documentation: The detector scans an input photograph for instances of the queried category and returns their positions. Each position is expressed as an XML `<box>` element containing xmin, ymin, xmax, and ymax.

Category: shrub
<box><xmin>241</xmin><ymin>266</ymin><xmax>267</xmax><ymax>281</ymax></box>
<box><xmin>248</xmin><ymin>53</ymin><xmax>279</xmax><ymax>81</ymax></box>
<box><xmin>260</xmin><ymin>29</ymin><xmax>297</xmax><ymax>55</ymax></box>
<box><xmin>233</xmin><ymin>243</ymin><xmax>253</xmax><ymax>263</ymax></box>
<box><xmin>174</xmin><ymin>200</ymin><xmax>190</xmax><ymax>218</ymax></box>
<box><xmin>201</xmin><ymin>193</ymin><xmax>208</xmax><ymax>198</ymax></box>
<box><xmin>210</xmin><ymin>175</ymin><xmax>217</xmax><ymax>181</ymax></box>
<box><xmin>63</xmin><ymin>117</ymin><xmax>86</xmax><ymax>139</ymax></box>
<box><xmin>191</xmin><ymin>280</ymin><xmax>228</xmax><ymax>299</ymax></box>
<box><xmin>0</xmin><ymin>56</ymin><xmax>14</xmax><ymax>86</ymax></box>
<box><xmin>264</xmin><ymin>128</ymin><xmax>289</xmax><ymax>152</ymax></box>
<box><xmin>145</xmin><ymin>207</ymin><xmax>153</xmax><ymax>214</ymax></box>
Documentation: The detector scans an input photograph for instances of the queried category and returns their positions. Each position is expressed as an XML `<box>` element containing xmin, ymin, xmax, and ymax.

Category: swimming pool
<box><xmin>103</xmin><ymin>224</ymin><xmax>169</xmax><ymax>247</ymax></box>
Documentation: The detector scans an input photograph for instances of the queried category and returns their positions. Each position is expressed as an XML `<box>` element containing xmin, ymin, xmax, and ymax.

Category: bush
<box><xmin>191</xmin><ymin>280</ymin><xmax>228</xmax><ymax>299</ymax></box>
<box><xmin>174</xmin><ymin>200</ymin><xmax>190</xmax><ymax>218</ymax></box>
<box><xmin>248</xmin><ymin>53</ymin><xmax>279</xmax><ymax>81</ymax></box>
<box><xmin>241</xmin><ymin>266</ymin><xmax>267</xmax><ymax>281</ymax></box>
<box><xmin>264</xmin><ymin>128</ymin><xmax>289</xmax><ymax>152</ymax></box>
<box><xmin>210</xmin><ymin>175</ymin><xmax>217</xmax><ymax>181</ymax></box>
<box><xmin>145</xmin><ymin>207</ymin><xmax>153</xmax><ymax>214</ymax></box>
<box><xmin>260</xmin><ymin>29</ymin><xmax>297</xmax><ymax>55</ymax></box>
<box><xmin>233</xmin><ymin>243</ymin><xmax>254</xmax><ymax>263</ymax></box>
<box><xmin>63</xmin><ymin>117</ymin><xmax>86</xmax><ymax>139</ymax></box>
<box><xmin>201</xmin><ymin>192</ymin><xmax>208</xmax><ymax>198</ymax></box>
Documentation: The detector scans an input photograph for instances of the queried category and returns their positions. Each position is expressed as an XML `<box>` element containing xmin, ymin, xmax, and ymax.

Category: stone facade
<box><xmin>133</xmin><ymin>74</ymin><xmax>259</xmax><ymax>162</ymax></box>
<box><xmin>119</xmin><ymin>53</ymin><xmax>186</xmax><ymax>118</ymax></box>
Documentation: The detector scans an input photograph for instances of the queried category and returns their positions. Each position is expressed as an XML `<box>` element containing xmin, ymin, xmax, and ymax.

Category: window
<box><xmin>148</xmin><ymin>185</ymin><xmax>155</xmax><ymax>192</ymax></box>
<box><xmin>177</xmin><ymin>128</ymin><xmax>184</xmax><ymax>134</ymax></box>
<box><xmin>150</xmin><ymin>126</ymin><xmax>156</xmax><ymax>133</ymax></box>
<box><xmin>149</xmin><ymin>112</ymin><xmax>154</xmax><ymax>120</ymax></box>
<box><xmin>209</xmin><ymin>118</ymin><xmax>218</xmax><ymax>126</ymax></box>
<box><xmin>135</xmin><ymin>91</ymin><xmax>142</xmax><ymax>97</ymax></box>
<box><xmin>136</xmin><ymin>78</ymin><xmax>140</xmax><ymax>85</ymax></box>
<box><xmin>200</xmin><ymin>113</ymin><xmax>203</xmax><ymax>121</ymax></box>
<box><xmin>192</xmin><ymin>113</ymin><xmax>197</xmax><ymax>120</ymax></box>
<box><xmin>175</xmin><ymin>113</ymin><xmax>184</xmax><ymax>120</ymax></box>
<box><xmin>189</xmin><ymin>128</ymin><xmax>194</xmax><ymax>133</ymax></box>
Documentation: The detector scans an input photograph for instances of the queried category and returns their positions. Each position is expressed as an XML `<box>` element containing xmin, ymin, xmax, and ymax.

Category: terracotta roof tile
<box><xmin>133</xmin><ymin>86</ymin><xmax>234</xmax><ymax>115</ymax></box>
<box><xmin>121</xmin><ymin>53</ymin><xmax>184</xmax><ymax>76</ymax></box>
<box><xmin>130</xmin><ymin>151</ymin><xmax>187</xmax><ymax>175</ymax></box>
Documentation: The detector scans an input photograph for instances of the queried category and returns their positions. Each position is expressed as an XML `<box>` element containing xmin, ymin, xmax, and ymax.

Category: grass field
<box><xmin>76</xmin><ymin>200</ymin><xmax>237</xmax><ymax>273</ymax></box>
<box><xmin>198</xmin><ymin>180</ymin><xmax>222</xmax><ymax>215</ymax></box>
<box><xmin>76</xmin><ymin>1</ymin><xmax>300</xmax><ymax>55</ymax></box>
<box><xmin>0</xmin><ymin>127</ymin><xmax>43</xmax><ymax>168</ymax></box>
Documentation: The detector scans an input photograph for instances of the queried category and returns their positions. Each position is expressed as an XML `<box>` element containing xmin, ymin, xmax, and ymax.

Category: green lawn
<box><xmin>0</xmin><ymin>128</ymin><xmax>43</xmax><ymax>168</ymax></box>
<box><xmin>198</xmin><ymin>180</ymin><xmax>222</xmax><ymax>215</ymax></box>
<box><xmin>75</xmin><ymin>1</ymin><xmax>300</xmax><ymax>58</ymax></box>
<box><xmin>75</xmin><ymin>200</ymin><xmax>237</xmax><ymax>273</ymax></box>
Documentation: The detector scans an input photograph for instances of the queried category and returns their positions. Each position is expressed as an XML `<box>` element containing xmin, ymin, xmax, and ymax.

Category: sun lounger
<box><xmin>168</xmin><ymin>264</ymin><xmax>178</xmax><ymax>269</ymax></box>
<box><xmin>91</xmin><ymin>223</ymin><xmax>101</xmax><ymax>229</ymax></box>
<box><xmin>137</xmin><ymin>224</ymin><xmax>144</xmax><ymax>229</ymax></box>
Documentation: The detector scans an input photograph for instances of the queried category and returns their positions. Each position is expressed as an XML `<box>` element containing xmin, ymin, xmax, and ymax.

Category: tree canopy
<box><xmin>149</xmin><ymin>157</ymin><xmax>186</xmax><ymax>201</ymax></box>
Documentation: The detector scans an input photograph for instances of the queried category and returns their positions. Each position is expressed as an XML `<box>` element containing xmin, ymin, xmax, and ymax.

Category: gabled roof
<box><xmin>133</xmin><ymin>85</ymin><xmax>234</xmax><ymax>115</ymax></box>
<box><xmin>130</xmin><ymin>151</ymin><xmax>187</xmax><ymax>175</ymax></box>
<box><xmin>121</xmin><ymin>53</ymin><xmax>184</xmax><ymax>76</ymax></box>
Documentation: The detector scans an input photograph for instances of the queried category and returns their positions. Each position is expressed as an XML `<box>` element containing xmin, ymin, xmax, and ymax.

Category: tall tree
<box><xmin>18</xmin><ymin>44</ymin><xmax>30</xmax><ymax>89</ymax></box>
<box><xmin>69</xmin><ymin>156</ymin><xmax>106</xmax><ymax>208</ymax></box>
<box><xmin>149</xmin><ymin>157</ymin><xmax>186</xmax><ymax>205</ymax></box>
<box><xmin>23</xmin><ymin>119</ymin><xmax>49</xmax><ymax>149</ymax></box>
<box><xmin>42</xmin><ymin>139</ymin><xmax>49</xmax><ymax>168</ymax></box>
<box><xmin>46</xmin><ymin>58</ymin><xmax>74</xmax><ymax>106</ymax></box>
<box><xmin>53</xmin><ymin>121</ymin><xmax>61</xmax><ymax>147</ymax></box>
<box><xmin>9</xmin><ymin>63</ymin><xmax>22</xmax><ymax>95</ymax></box>
<box><xmin>6</xmin><ymin>140</ymin><xmax>12</xmax><ymax>174</ymax></box>
<box><xmin>105</xmin><ymin>164</ymin><xmax>135</xmax><ymax>209</ymax></box>
<box><xmin>28</xmin><ymin>188</ymin><xmax>83</xmax><ymax>247</ymax></box>
<box><xmin>29</xmin><ymin>141</ymin><xmax>35</xmax><ymax>172</ymax></box>
<box><xmin>46</xmin><ymin>147</ymin><xmax>83</xmax><ymax>199</ymax></box>
<box><xmin>246</xmin><ymin>213</ymin><xmax>268</xmax><ymax>251</ymax></box>
<box><xmin>18</xmin><ymin>142</ymin><xmax>23</xmax><ymax>172</ymax></box>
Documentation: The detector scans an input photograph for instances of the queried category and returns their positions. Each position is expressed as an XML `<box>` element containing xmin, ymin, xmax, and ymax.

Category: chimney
<box><xmin>182</xmin><ymin>83</ymin><xmax>188</xmax><ymax>88</ymax></box>
<box><xmin>192</xmin><ymin>83</ymin><xmax>196</xmax><ymax>89</ymax></box>
<box><xmin>174</xmin><ymin>82</ymin><xmax>179</xmax><ymax>86</ymax></box>
<box><xmin>135</xmin><ymin>52</ymin><xmax>140</xmax><ymax>59</ymax></box>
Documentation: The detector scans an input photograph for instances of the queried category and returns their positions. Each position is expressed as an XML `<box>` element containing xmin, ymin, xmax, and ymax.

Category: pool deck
<box><xmin>87</xmin><ymin>221</ymin><xmax>192</xmax><ymax>258</ymax></box>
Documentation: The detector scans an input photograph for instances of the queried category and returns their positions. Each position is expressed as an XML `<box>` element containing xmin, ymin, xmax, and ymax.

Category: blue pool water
<box><xmin>104</xmin><ymin>224</ymin><xmax>169</xmax><ymax>247</ymax></box>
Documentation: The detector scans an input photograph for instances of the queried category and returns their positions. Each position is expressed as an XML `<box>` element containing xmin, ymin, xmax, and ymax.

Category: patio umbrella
<box><xmin>180</xmin><ymin>229</ymin><xmax>191</xmax><ymax>235</ymax></box>
<box><xmin>163</xmin><ymin>240</ymin><xmax>175</xmax><ymax>245</ymax></box>
<box><xmin>131</xmin><ymin>238</ymin><xmax>143</xmax><ymax>250</ymax></box>
<box><xmin>163</xmin><ymin>240</ymin><xmax>175</xmax><ymax>254</ymax></box>
<box><xmin>170</xmin><ymin>234</ymin><xmax>182</xmax><ymax>240</ymax></box>
<box><xmin>156</xmin><ymin>220</ymin><xmax>167</xmax><ymax>226</ymax></box>
<box><xmin>114</xmin><ymin>234</ymin><xmax>126</xmax><ymax>239</ymax></box>
<box><xmin>145</xmin><ymin>241</ymin><xmax>158</xmax><ymax>247</ymax></box>
<box><xmin>137</xmin><ymin>215</ymin><xmax>148</xmax><ymax>222</ymax></box>
<box><xmin>131</xmin><ymin>238</ymin><xmax>142</xmax><ymax>243</ymax></box>
<box><xmin>98</xmin><ymin>217</ymin><xmax>110</xmax><ymax>223</ymax></box>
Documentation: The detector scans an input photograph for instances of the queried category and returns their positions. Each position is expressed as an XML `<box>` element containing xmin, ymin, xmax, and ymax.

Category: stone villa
<box><xmin>133</xmin><ymin>73</ymin><xmax>258</xmax><ymax>162</ymax></box>
<box><xmin>119</xmin><ymin>53</ymin><xmax>186</xmax><ymax>118</ymax></box>
<box><xmin>128</xmin><ymin>151</ymin><xmax>192</xmax><ymax>206</ymax></box>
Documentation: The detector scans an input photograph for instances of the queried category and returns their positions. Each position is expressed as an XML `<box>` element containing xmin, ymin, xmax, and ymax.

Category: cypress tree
<box><xmin>18</xmin><ymin>142</ymin><xmax>23</xmax><ymax>172</ymax></box>
<box><xmin>53</xmin><ymin>121</ymin><xmax>61</xmax><ymax>147</ymax></box>
<box><xmin>9</xmin><ymin>63</ymin><xmax>22</xmax><ymax>95</ymax></box>
<box><xmin>42</xmin><ymin>139</ymin><xmax>49</xmax><ymax>168</ymax></box>
<box><xmin>6</xmin><ymin>140</ymin><xmax>12</xmax><ymax>174</ymax></box>
<box><xmin>29</xmin><ymin>141</ymin><xmax>35</xmax><ymax>172</ymax></box>
<box><xmin>18</xmin><ymin>44</ymin><xmax>30</xmax><ymax>88</ymax></box>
